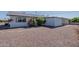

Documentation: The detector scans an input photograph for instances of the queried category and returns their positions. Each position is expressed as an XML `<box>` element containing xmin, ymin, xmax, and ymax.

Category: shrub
<box><xmin>28</xmin><ymin>18</ymin><xmax>37</xmax><ymax>27</ymax></box>
<box><xmin>36</xmin><ymin>17</ymin><xmax>46</xmax><ymax>26</ymax></box>
<box><xmin>28</xmin><ymin>17</ymin><xmax>46</xmax><ymax>27</ymax></box>
<box><xmin>71</xmin><ymin>17</ymin><xmax>79</xmax><ymax>22</ymax></box>
<box><xmin>32</xmin><ymin>18</ymin><xmax>37</xmax><ymax>26</ymax></box>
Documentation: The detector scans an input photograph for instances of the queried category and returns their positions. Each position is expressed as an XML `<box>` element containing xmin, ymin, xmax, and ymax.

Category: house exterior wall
<box><xmin>53</xmin><ymin>18</ymin><xmax>63</xmax><ymax>26</ymax></box>
<box><xmin>62</xmin><ymin>19</ymin><xmax>69</xmax><ymax>25</ymax></box>
<box><xmin>9</xmin><ymin>22</ymin><xmax>28</xmax><ymax>27</ymax></box>
<box><xmin>9</xmin><ymin>16</ymin><xmax>29</xmax><ymax>28</ymax></box>
<box><xmin>45</xmin><ymin>17</ymin><xmax>63</xmax><ymax>27</ymax></box>
<box><xmin>9</xmin><ymin>15</ymin><xmax>68</xmax><ymax>28</ymax></box>
<box><xmin>45</xmin><ymin>17</ymin><xmax>54</xmax><ymax>26</ymax></box>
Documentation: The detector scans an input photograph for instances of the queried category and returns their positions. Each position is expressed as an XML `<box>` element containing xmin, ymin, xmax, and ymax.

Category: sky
<box><xmin>0</xmin><ymin>11</ymin><xmax>8</xmax><ymax>19</ymax></box>
<box><xmin>1</xmin><ymin>11</ymin><xmax>79</xmax><ymax>19</ymax></box>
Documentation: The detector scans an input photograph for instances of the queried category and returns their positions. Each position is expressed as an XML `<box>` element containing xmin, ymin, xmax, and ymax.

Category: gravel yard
<box><xmin>0</xmin><ymin>25</ymin><xmax>79</xmax><ymax>47</ymax></box>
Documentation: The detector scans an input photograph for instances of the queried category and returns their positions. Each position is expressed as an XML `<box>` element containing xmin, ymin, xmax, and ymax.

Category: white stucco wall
<box><xmin>9</xmin><ymin>16</ymin><xmax>30</xmax><ymax>28</ymax></box>
<box><xmin>9</xmin><ymin>15</ymin><xmax>65</xmax><ymax>27</ymax></box>
<box><xmin>45</xmin><ymin>17</ymin><xmax>63</xmax><ymax>27</ymax></box>
<box><xmin>53</xmin><ymin>18</ymin><xmax>63</xmax><ymax>26</ymax></box>
<box><xmin>45</xmin><ymin>17</ymin><xmax>54</xmax><ymax>26</ymax></box>
<box><xmin>9</xmin><ymin>22</ymin><xmax>28</xmax><ymax>28</ymax></box>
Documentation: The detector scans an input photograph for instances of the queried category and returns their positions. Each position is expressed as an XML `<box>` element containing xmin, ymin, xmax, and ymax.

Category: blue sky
<box><xmin>0</xmin><ymin>11</ymin><xmax>8</xmax><ymax>19</ymax></box>
<box><xmin>1</xmin><ymin>11</ymin><xmax>79</xmax><ymax>19</ymax></box>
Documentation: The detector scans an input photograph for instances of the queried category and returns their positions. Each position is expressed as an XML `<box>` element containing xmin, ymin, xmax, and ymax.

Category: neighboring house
<box><xmin>7</xmin><ymin>11</ymin><xmax>69</xmax><ymax>28</ymax></box>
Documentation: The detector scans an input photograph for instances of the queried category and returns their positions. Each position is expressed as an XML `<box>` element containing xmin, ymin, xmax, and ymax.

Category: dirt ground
<box><xmin>0</xmin><ymin>25</ymin><xmax>79</xmax><ymax>47</ymax></box>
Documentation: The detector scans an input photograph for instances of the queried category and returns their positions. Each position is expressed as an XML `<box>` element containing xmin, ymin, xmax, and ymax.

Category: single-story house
<box><xmin>7</xmin><ymin>11</ymin><xmax>69</xmax><ymax>28</ymax></box>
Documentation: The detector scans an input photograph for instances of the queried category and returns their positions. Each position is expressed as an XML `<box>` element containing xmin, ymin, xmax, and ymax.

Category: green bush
<box><xmin>28</xmin><ymin>18</ymin><xmax>37</xmax><ymax>27</ymax></box>
<box><xmin>71</xmin><ymin>17</ymin><xmax>79</xmax><ymax>22</ymax></box>
<box><xmin>28</xmin><ymin>17</ymin><xmax>46</xmax><ymax>27</ymax></box>
<box><xmin>32</xmin><ymin>18</ymin><xmax>37</xmax><ymax>26</ymax></box>
<box><xmin>36</xmin><ymin>17</ymin><xmax>46</xmax><ymax>26</ymax></box>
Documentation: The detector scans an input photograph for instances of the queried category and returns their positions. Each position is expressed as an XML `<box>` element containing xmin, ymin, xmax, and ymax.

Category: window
<box><xmin>18</xmin><ymin>19</ymin><xmax>22</xmax><ymax>22</ymax></box>
<box><xmin>17</xmin><ymin>17</ymin><xmax>26</xmax><ymax>22</ymax></box>
<box><xmin>23</xmin><ymin>18</ymin><xmax>26</xmax><ymax>22</ymax></box>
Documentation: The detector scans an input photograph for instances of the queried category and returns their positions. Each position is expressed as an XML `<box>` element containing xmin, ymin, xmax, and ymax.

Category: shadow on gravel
<box><xmin>0</xmin><ymin>24</ymin><xmax>66</xmax><ymax>30</ymax></box>
<box><xmin>0</xmin><ymin>25</ymin><xmax>10</xmax><ymax>30</ymax></box>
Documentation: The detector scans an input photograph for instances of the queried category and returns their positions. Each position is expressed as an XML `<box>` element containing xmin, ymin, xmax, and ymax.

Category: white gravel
<box><xmin>0</xmin><ymin>25</ymin><xmax>79</xmax><ymax>47</ymax></box>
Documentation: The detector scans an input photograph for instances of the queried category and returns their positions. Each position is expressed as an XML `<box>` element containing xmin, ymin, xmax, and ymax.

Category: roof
<box><xmin>7</xmin><ymin>11</ymin><xmax>41</xmax><ymax>17</ymax></box>
<box><xmin>7</xmin><ymin>11</ymin><xmax>69</xmax><ymax>19</ymax></box>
